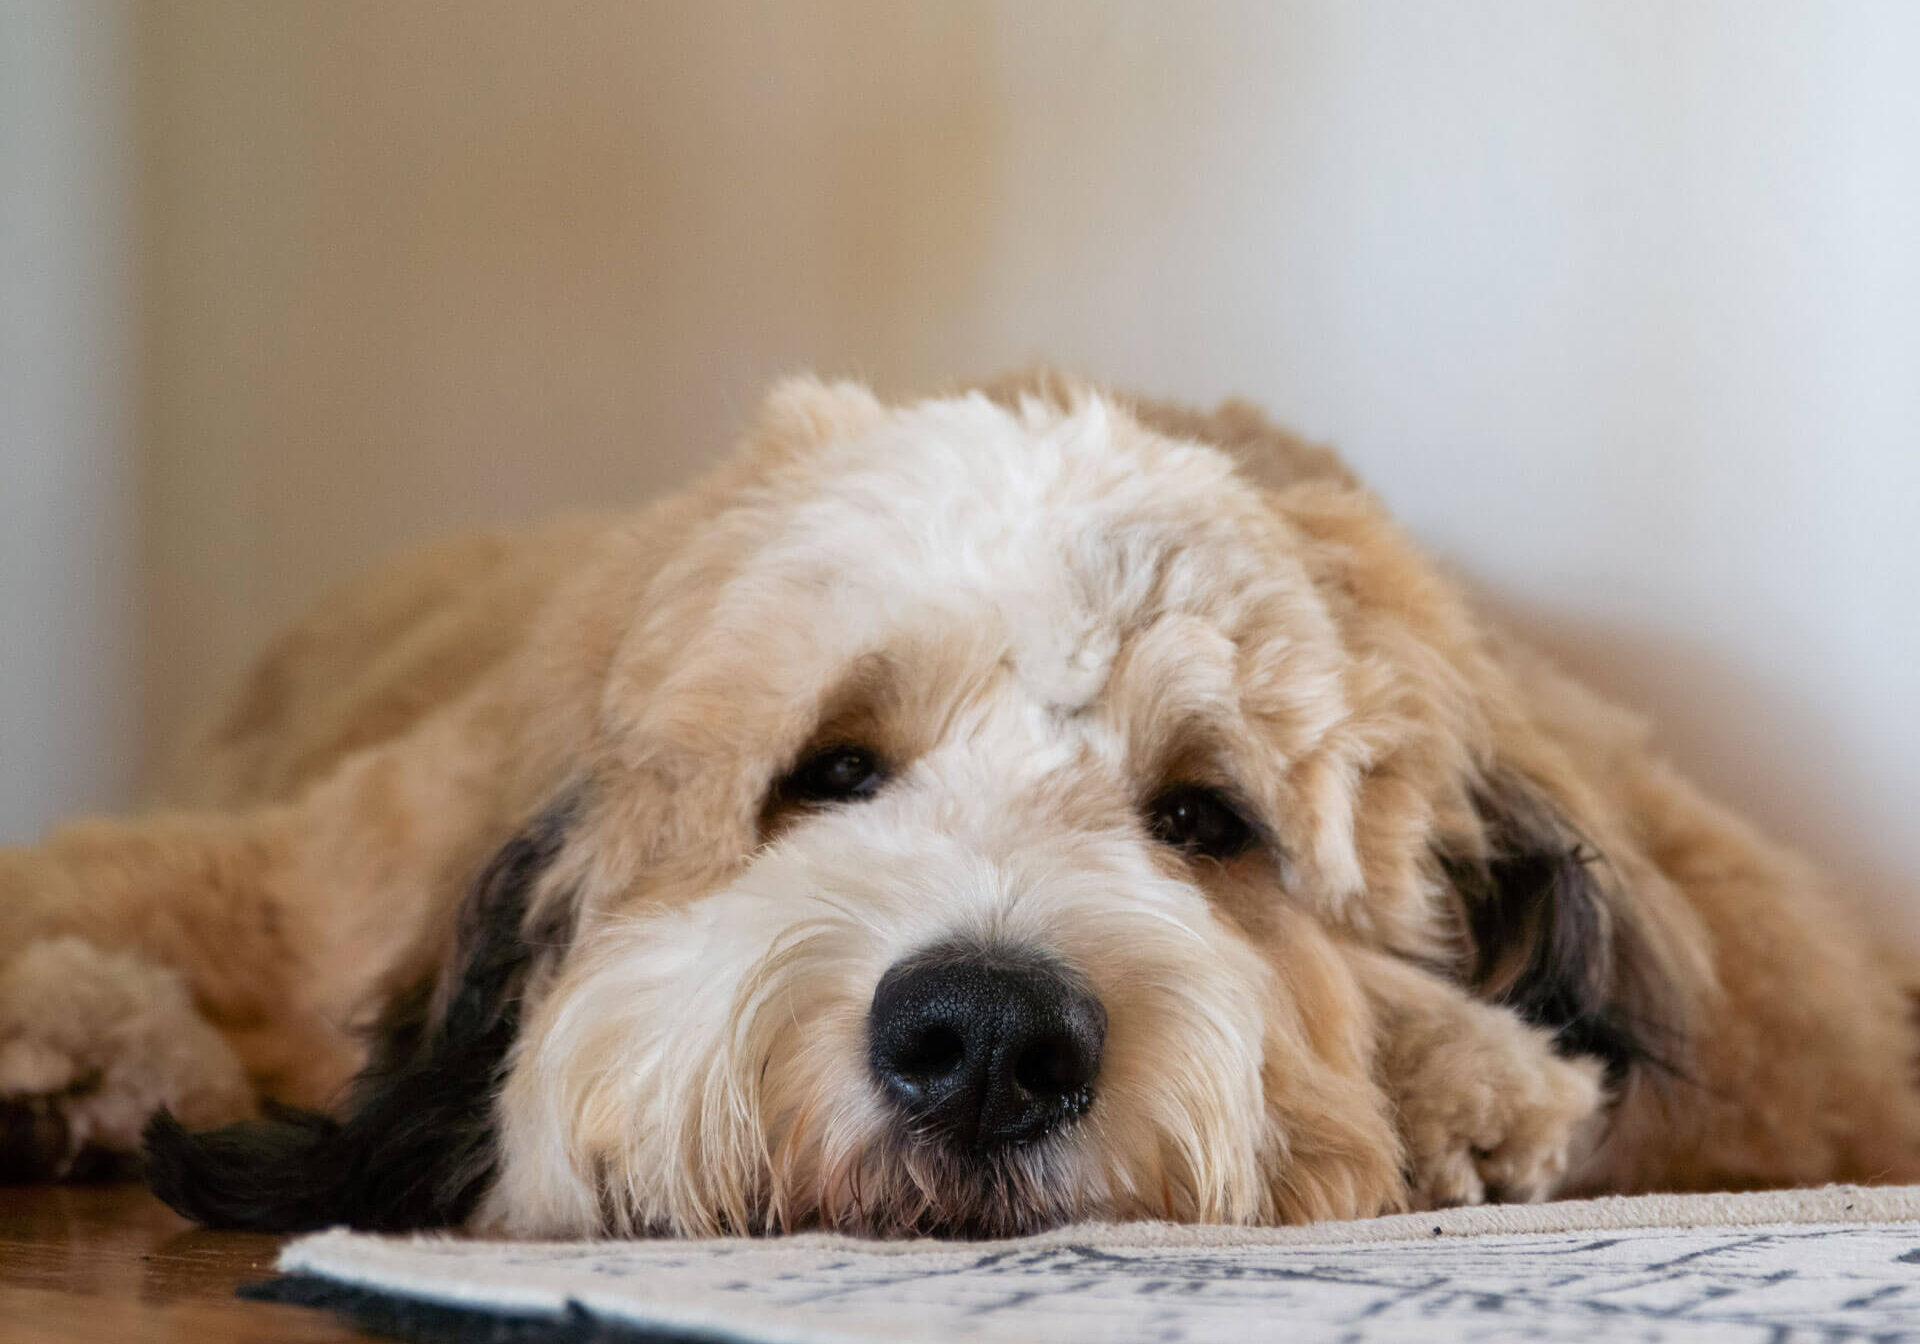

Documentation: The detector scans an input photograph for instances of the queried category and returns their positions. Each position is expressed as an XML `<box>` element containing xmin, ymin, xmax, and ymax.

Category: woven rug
<box><xmin>257</xmin><ymin>1184</ymin><xmax>1920</xmax><ymax>1343</ymax></box>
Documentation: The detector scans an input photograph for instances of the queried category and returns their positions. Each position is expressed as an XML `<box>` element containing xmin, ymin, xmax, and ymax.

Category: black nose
<box><xmin>868</xmin><ymin>949</ymin><xmax>1106</xmax><ymax>1153</ymax></box>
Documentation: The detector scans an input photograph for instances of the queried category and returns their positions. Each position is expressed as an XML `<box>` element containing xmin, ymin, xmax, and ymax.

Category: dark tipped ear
<box><xmin>145</xmin><ymin>793</ymin><xmax>580</xmax><ymax>1232</ymax></box>
<box><xmin>1441</xmin><ymin>772</ymin><xmax>1667</xmax><ymax>1085</ymax></box>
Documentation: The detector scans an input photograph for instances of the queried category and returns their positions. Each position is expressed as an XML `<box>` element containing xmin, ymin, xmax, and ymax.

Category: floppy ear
<box><xmin>1440</xmin><ymin>771</ymin><xmax>1674</xmax><ymax>1086</ymax></box>
<box><xmin>143</xmin><ymin>795</ymin><xmax>580</xmax><ymax>1232</ymax></box>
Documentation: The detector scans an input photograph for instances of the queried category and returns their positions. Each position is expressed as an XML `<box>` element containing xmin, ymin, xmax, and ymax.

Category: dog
<box><xmin>2</xmin><ymin>371</ymin><xmax>1916</xmax><ymax>1238</ymax></box>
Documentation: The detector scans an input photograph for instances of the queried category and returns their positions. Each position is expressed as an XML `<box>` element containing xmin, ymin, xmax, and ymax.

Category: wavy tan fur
<box><xmin>3</xmin><ymin>373</ymin><xmax>1916</xmax><ymax>1231</ymax></box>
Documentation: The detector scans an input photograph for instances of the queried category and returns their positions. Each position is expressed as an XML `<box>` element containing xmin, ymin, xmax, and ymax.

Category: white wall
<box><xmin>0</xmin><ymin>1</ymin><xmax>135</xmax><ymax>844</ymax></box>
<box><xmin>136</xmin><ymin>1</ymin><xmax>1919</xmax><ymax>939</ymax></box>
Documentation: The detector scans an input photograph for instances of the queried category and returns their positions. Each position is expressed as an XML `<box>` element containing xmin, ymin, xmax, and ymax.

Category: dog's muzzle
<box><xmin>867</xmin><ymin>947</ymin><xmax>1106</xmax><ymax>1154</ymax></box>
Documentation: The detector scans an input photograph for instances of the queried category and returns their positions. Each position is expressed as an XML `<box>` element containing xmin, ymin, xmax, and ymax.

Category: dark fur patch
<box><xmin>1442</xmin><ymin>774</ymin><xmax>1662</xmax><ymax>1084</ymax></box>
<box><xmin>144</xmin><ymin>795</ymin><xmax>578</xmax><ymax>1232</ymax></box>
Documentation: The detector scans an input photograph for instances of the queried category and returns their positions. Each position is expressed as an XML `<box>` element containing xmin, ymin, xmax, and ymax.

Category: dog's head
<box><xmin>478</xmin><ymin>376</ymin><xmax>1679</xmax><ymax>1238</ymax></box>
<box><xmin>149</xmin><ymin>376</ymin><xmax>1682</xmax><ymax>1237</ymax></box>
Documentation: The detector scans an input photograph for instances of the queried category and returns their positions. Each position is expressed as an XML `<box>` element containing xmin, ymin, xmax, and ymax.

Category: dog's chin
<box><xmin>807</xmin><ymin>1131</ymin><xmax>1091</xmax><ymax>1240</ymax></box>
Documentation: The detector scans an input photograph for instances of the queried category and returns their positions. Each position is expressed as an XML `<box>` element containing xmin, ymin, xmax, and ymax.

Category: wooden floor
<box><xmin>0</xmin><ymin>1183</ymin><xmax>375</xmax><ymax>1343</ymax></box>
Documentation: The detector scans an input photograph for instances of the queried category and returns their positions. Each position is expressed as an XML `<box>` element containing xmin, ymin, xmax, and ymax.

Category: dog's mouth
<box><xmin>802</xmin><ymin>1131</ymin><xmax>1088</xmax><ymax>1240</ymax></box>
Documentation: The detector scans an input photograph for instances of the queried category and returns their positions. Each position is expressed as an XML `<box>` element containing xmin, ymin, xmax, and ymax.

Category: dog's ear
<box><xmin>1440</xmin><ymin>771</ymin><xmax>1670</xmax><ymax>1085</ymax></box>
<box><xmin>144</xmin><ymin>794</ymin><xmax>580</xmax><ymax>1232</ymax></box>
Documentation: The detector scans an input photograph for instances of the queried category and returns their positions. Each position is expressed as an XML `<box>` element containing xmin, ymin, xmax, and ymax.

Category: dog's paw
<box><xmin>0</xmin><ymin>937</ymin><xmax>251</xmax><ymax>1180</ymax></box>
<box><xmin>1389</xmin><ymin>1007</ymin><xmax>1605</xmax><ymax>1210</ymax></box>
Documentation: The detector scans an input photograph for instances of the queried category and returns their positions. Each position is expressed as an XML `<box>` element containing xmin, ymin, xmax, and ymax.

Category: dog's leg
<box><xmin>0</xmin><ymin>810</ymin><xmax>374</xmax><ymax>1180</ymax></box>
<box><xmin>1353</xmin><ymin>950</ymin><xmax>1605</xmax><ymax>1208</ymax></box>
<box><xmin>0</xmin><ymin>936</ymin><xmax>251</xmax><ymax>1180</ymax></box>
<box><xmin>0</xmin><ymin>736</ymin><xmax>515</xmax><ymax>1179</ymax></box>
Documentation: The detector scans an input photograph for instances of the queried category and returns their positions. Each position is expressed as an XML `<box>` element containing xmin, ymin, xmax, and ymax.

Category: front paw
<box><xmin>1393</xmin><ymin>1010</ymin><xmax>1605</xmax><ymax>1209</ymax></box>
<box><xmin>0</xmin><ymin>938</ymin><xmax>250</xmax><ymax>1180</ymax></box>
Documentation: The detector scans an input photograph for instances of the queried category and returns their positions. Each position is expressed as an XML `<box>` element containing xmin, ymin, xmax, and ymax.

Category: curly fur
<box><xmin>1</xmin><ymin>372</ymin><xmax>1915</xmax><ymax>1236</ymax></box>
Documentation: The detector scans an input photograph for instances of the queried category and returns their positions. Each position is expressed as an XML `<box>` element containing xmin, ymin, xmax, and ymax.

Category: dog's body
<box><xmin>3</xmin><ymin>373</ymin><xmax>1916</xmax><ymax>1235</ymax></box>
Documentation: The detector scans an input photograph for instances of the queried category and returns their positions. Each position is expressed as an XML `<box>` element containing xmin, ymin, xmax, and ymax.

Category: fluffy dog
<box><xmin>2</xmin><ymin>372</ymin><xmax>1916</xmax><ymax>1237</ymax></box>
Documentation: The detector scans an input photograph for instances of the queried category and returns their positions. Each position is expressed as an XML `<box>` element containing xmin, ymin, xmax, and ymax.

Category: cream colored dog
<box><xmin>2</xmin><ymin>372</ymin><xmax>1916</xmax><ymax>1237</ymax></box>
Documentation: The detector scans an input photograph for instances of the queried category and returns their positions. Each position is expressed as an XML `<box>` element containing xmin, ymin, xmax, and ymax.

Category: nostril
<box><xmin>895</xmin><ymin>1024</ymin><xmax>966</xmax><ymax>1084</ymax></box>
<box><xmin>1011</xmin><ymin>1032</ymin><xmax>1086</xmax><ymax>1099</ymax></box>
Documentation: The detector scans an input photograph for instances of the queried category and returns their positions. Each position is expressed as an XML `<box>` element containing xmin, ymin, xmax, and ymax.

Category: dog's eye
<box><xmin>780</xmin><ymin>745</ymin><xmax>887</xmax><ymax>804</ymax></box>
<box><xmin>1146</xmin><ymin>785</ymin><xmax>1255</xmax><ymax>861</ymax></box>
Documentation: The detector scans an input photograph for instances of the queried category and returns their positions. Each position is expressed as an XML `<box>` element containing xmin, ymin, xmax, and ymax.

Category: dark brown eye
<box><xmin>780</xmin><ymin>744</ymin><xmax>887</xmax><ymax>804</ymax></box>
<box><xmin>1147</xmin><ymin>785</ymin><xmax>1255</xmax><ymax>861</ymax></box>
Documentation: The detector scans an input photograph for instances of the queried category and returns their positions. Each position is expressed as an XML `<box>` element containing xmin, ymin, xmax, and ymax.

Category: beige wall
<box><xmin>141</xmin><ymin>3</ymin><xmax>1920</xmax><ymax>938</ymax></box>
